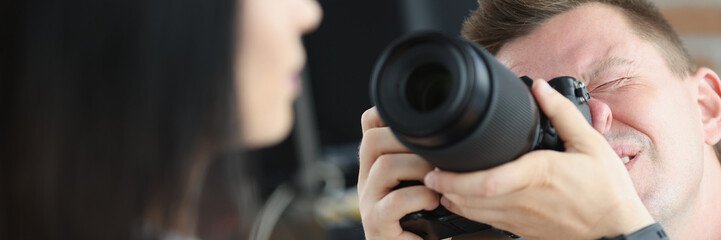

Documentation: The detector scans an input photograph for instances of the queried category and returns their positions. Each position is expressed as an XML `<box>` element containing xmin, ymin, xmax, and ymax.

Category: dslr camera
<box><xmin>369</xmin><ymin>32</ymin><xmax>593</xmax><ymax>239</ymax></box>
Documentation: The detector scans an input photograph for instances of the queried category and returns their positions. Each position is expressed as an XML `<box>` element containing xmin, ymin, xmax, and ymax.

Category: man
<box><xmin>357</xmin><ymin>0</ymin><xmax>721</xmax><ymax>239</ymax></box>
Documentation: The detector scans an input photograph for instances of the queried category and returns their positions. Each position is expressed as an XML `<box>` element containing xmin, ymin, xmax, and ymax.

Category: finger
<box><xmin>439</xmin><ymin>195</ymin><xmax>508</xmax><ymax>227</ymax></box>
<box><xmin>362</xmin><ymin>185</ymin><xmax>439</xmax><ymax>240</ymax></box>
<box><xmin>426</xmin><ymin>150</ymin><xmax>571</xmax><ymax>197</ymax></box>
<box><xmin>364</xmin><ymin>153</ymin><xmax>434</xmax><ymax>201</ymax></box>
<box><xmin>442</xmin><ymin>192</ymin><xmax>562</xmax><ymax>238</ymax></box>
<box><xmin>358</xmin><ymin>127</ymin><xmax>411</xmax><ymax>190</ymax></box>
<box><xmin>441</xmin><ymin>189</ymin><xmax>528</xmax><ymax>213</ymax></box>
<box><xmin>361</xmin><ymin>107</ymin><xmax>387</xmax><ymax>133</ymax></box>
<box><xmin>445</xmin><ymin>187</ymin><xmax>584</xmax><ymax>238</ymax></box>
<box><xmin>375</xmin><ymin>185</ymin><xmax>441</xmax><ymax>224</ymax></box>
<box><xmin>531</xmin><ymin>79</ymin><xmax>603</xmax><ymax>153</ymax></box>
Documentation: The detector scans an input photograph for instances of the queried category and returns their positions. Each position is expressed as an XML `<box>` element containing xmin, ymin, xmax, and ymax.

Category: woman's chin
<box><xmin>242</xmin><ymin>111</ymin><xmax>295</xmax><ymax>149</ymax></box>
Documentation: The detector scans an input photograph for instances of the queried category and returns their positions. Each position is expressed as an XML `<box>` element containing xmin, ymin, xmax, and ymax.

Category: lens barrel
<box><xmin>370</xmin><ymin>32</ymin><xmax>540</xmax><ymax>172</ymax></box>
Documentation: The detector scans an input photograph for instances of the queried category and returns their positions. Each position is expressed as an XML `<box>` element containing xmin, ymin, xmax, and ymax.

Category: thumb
<box><xmin>532</xmin><ymin>79</ymin><xmax>602</xmax><ymax>153</ymax></box>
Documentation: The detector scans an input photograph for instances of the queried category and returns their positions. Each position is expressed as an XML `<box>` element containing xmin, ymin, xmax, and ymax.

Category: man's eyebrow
<box><xmin>586</xmin><ymin>57</ymin><xmax>638</xmax><ymax>81</ymax></box>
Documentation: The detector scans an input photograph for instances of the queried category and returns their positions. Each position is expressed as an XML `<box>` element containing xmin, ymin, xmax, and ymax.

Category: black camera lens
<box><xmin>405</xmin><ymin>63</ymin><xmax>452</xmax><ymax>112</ymax></box>
<box><xmin>371</xmin><ymin>32</ymin><xmax>540</xmax><ymax>172</ymax></box>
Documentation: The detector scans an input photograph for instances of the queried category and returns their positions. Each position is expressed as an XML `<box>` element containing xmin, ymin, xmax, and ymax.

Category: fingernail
<box><xmin>536</xmin><ymin>79</ymin><xmax>554</xmax><ymax>94</ymax></box>
<box><xmin>424</xmin><ymin>172</ymin><xmax>437</xmax><ymax>191</ymax></box>
<box><xmin>440</xmin><ymin>197</ymin><xmax>450</xmax><ymax>208</ymax></box>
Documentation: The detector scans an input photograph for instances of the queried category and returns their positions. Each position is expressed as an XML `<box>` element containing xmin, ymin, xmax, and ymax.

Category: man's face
<box><xmin>495</xmin><ymin>3</ymin><xmax>704</xmax><ymax>223</ymax></box>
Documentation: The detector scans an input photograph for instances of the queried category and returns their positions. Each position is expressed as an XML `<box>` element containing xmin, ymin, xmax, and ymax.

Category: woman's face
<box><xmin>236</xmin><ymin>0</ymin><xmax>321</xmax><ymax>148</ymax></box>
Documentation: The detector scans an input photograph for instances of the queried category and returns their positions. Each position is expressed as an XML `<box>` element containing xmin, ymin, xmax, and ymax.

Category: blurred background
<box><xmin>656</xmin><ymin>0</ymin><xmax>721</xmax><ymax>72</ymax></box>
<box><xmin>203</xmin><ymin>0</ymin><xmax>721</xmax><ymax>239</ymax></box>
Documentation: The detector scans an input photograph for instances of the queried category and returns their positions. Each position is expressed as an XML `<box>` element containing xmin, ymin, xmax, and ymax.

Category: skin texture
<box><xmin>236</xmin><ymin>0</ymin><xmax>322</xmax><ymax>148</ymax></box>
<box><xmin>358</xmin><ymin>3</ymin><xmax>721</xmax><ymax>239</ymax></box>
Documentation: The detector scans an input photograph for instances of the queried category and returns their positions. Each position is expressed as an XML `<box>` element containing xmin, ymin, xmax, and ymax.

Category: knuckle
<box><xmin>479</xmin><ymin>176</ymin><xmax>498</xmax><ymax>197</ymax></box>
<box><xmin>382</xmin><ymin>191</ymin><xmax>404</xmax><ymax>214</ymax></box>
<box><xmin>362</xmin><ymin>127</ymin><xmax>383</xmax><ymax>144</ymax></box>
<box><xmin>359</xmin><ymin>128</ymin><xmax>383</xmax><ymax>158</ymax></box>
<box><xmin>369</xmin><ymin>155</ymin><xmax>393</xmax><ymax>178</ymax></box>
<box><xmin>450</xmin><ymin>195</ymin><xmax>468</xmax><ymax>207</ymax></box>
<box><xmin>376</xmin><ymin>154</ymin><xmax>394</xmax><ymax>168</ymax></box>
<box><xmin>530</xmin><ymin>157</ymin><xmax>554</xmax><ymax>188</ymax></box>
<box><xmin>361</xmin><ymin>108</ymin><xmax>377</xmax><ymax>131</ymax></box>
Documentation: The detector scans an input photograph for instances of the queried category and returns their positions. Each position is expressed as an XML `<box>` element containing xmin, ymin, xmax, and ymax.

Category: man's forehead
<box><xmin>494</xmin><ymin>3</ymin><xmax>639</xmax><ymax>80</ymax></box>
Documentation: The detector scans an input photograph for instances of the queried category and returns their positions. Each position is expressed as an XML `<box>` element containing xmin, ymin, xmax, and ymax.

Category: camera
<box><xmin>369</xmin><ymin>32</ymin><xmax>592</xmax><ymax>239</ymax></box>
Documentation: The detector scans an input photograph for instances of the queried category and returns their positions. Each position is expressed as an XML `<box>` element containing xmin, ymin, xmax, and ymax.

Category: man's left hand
<box><xmin>423</xmin><ymin>79</ymin><xmax>655</xmax><ymax>239</ymax></box>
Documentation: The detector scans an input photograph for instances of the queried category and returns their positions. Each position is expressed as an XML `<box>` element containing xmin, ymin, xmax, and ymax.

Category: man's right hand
<box><xmin>357</xmin><ymin>107</ymin><xmax>440</xmax><ymax>240</ymax></box>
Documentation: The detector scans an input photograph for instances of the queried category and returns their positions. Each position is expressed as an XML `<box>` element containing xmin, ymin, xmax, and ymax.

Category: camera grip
<box><xmin>395</xmin><ymin>181</ymin><xmax>493</xmax><ymax>240</ymax></box>
<box><xmin>400</xmin><ymin>205</ymin><xmax>493</xmax><ymax>240</ymax></box>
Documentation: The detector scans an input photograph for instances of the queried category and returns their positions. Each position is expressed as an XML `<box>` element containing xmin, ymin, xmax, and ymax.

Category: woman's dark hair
<box><xmin>1</xmin><ymin>0</ymin><xmax>244</xmax><ymax>238</ymax></box>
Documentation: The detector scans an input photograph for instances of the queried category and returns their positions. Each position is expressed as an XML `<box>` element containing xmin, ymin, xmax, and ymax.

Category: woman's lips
<box><xmin>290</xmin><ymin>74</ymin><xmax>302</xmax><ymax>94</ymax></box>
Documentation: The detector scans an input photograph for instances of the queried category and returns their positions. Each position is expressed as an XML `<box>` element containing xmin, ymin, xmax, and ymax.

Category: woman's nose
<box><xmin>296</xmin><ymin>0</ymin><xmax>323</xmax><ymax>34</ymax></box>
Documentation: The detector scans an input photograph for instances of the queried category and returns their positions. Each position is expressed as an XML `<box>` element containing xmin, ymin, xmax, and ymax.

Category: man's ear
<box><xmin>695</xmin><ymin>67</ymin><xmax>721</xmax><ymax>145</ymax></box>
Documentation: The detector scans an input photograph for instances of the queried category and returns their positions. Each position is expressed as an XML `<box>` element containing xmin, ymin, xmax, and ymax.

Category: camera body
<box><xmin>370</xmin><ymin>32</ymin><xmax>592</xmax><ymax>239</ymax></box>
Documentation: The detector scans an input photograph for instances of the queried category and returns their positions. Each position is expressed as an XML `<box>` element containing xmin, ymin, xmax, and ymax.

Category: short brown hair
<box><xmin>461</xmin><ymin>0</ymin><xmax>696</xmax><ymax>78</ymax></box>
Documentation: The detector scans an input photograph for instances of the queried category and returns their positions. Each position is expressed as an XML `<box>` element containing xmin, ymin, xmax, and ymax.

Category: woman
<box><xmin>1</xmin><ymin>0</ymin><xmax>321</xmax><ymax>239</ymax></box>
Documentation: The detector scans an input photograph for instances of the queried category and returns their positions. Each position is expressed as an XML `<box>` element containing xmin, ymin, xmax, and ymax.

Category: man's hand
<box><xmin>423</xmin><ymin>79</ymin><xmax>655</xmax><ymax>239</ymax></box>
<box><xmin>357</xmin><ymin>107</ymin><xmax>440</xmax><ymax>240</ymax></box>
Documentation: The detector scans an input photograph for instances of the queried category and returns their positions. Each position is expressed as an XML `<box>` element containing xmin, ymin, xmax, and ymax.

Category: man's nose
<box><xmin>587</xmin><ymin>98</ymin><xmax>612</xmax><ymax>134</ymax></box>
